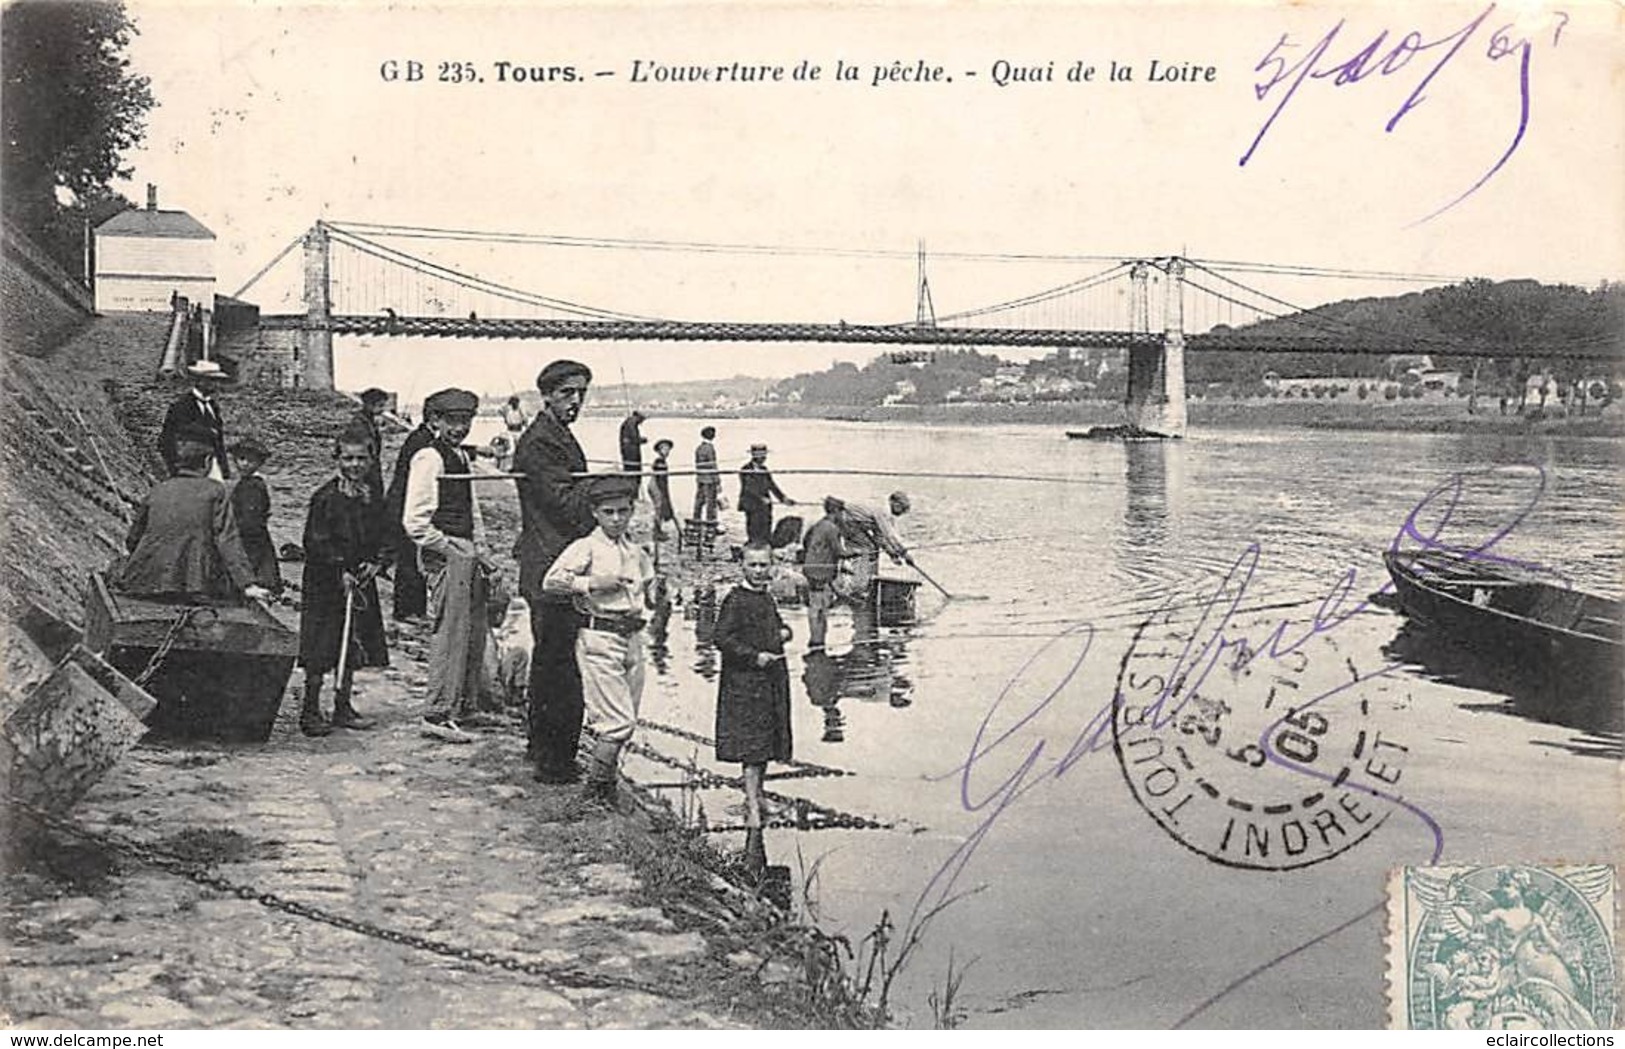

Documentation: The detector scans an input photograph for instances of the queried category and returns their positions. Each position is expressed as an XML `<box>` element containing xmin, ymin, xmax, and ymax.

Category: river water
<box><xmin>481</xmin><ymin>416</ymin><xmax>1622</xmax><ymax>1028</ymax></box>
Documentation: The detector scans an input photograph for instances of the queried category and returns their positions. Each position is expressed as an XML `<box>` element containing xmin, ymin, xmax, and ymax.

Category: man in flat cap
<box><xmin>353</xmin><ymin>387</ymin><xmax>392</xmax><ymax>503</ymax></box>
<box><xmin>514</xmin><ymin>359</ymin><xmax>598</xmax><ymax>782</ymax></box>
<box><xmin>736</xmin><ymin>441</ymin><xmax>794</xmax><ymax>545</ymax></box>
<box><xmin>402</xmin><ymin>387</ymin><xmax>495</xmax><ymax>741</ymax></box>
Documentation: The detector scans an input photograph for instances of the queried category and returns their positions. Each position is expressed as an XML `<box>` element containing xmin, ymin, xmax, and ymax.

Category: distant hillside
<box><xmin>484</xmin><ymin>374</ymin><xmax>773</xmax><ymax>413</ymax></box>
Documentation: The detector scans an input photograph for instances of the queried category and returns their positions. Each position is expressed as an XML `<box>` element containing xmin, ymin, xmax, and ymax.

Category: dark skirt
<box><xmin>714</xmin><ymin>662</ymin><xmax>792</xmax><ymax>764</ymax></box>
<box><xmin>299</xmin><ymin>566</ymin><xmax>388</xmax><ymax>673</ymax></box>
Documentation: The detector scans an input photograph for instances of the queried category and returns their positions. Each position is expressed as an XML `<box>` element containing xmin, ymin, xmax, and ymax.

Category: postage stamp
<box><xmin>1387</xmin><ymin>864</ymin><xmax>1618</xmax><ymax>1030</ymax></box>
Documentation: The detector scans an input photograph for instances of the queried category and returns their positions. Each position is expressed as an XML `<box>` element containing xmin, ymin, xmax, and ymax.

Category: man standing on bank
<box><xmin>693</xmin><ymin>425</ymin><xmax>721</xmax><ymax>523</ymax></box>
<box><xmin>160</xmin><ymin>360</ymin><xmax>233</xmax><ymax>481</ymax></box>
<box><xmin>618</xmin><ymin>409</ymin><xmax>647</xmax><ymax>473</ymax></box>
<box><xmin>402</xmin><ymin>388</ymin><xmax>495</xmax><ymax>741</ymax></box>
<box><xmin>383</xmin><ymin>412</ymin><xmax>436</xmax><ymax>621</ymax></box>
<box><xmin>514</xmin><ymin>360</ymin><xmax>598</xmax><ymax>783</ymax></box>
<box><xmin>737</xmin><ymin>442</ymin><xmax>794</xmax><ymax>545</ymax></box>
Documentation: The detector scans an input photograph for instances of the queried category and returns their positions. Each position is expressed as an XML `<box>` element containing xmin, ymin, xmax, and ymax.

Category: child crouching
<box><xmin>542</xmin><ymin>473</ymin><xmax>655</xmax><ymax>806</ymax></box>
<box><xmin>714</xmin><ymin>542</ymin><xmax>793</xmax><ymax>847</ymax></box>
<box><xmin>297</xmin><ymin>423</ymin><xmax>391</xmax><ymax>736</ymax></box>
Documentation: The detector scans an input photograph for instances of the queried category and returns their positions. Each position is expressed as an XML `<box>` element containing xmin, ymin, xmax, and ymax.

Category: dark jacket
<box><xmin>299</xmin><ymin>478</ymin><xmax>389</xmax><ymax>673</ymax></box>
<box><xmin>120</xmin><ymin>474</ymin><xmax>255</xmax><ymax>597</ymax></box>
<box><xmin>713</xmin><ymin>584</ymin><xmax>792</xmax><ymax>764</ymax></box>
<box><xmin>159</xmin><ymin>392</ymin><xmax>231</xmax><ymax>479</ymax></box>
<box><xmin>513</xmin><ymin>410</ymin><xmax>596</xmax><ymax>603</ymax></box>
<box><xmin>351</xmin><ymin>408</ymin><xmax>385</xmax><ymax>501</ymax></box>
<box><xmin>737</xmin><ymin>460</ymin><xmax>787</xmax><ymax>512</ymax></box>
<box><xmin>801</xmin><ymin>515</ymin><xmax>843</xmax><ymax>588</ymax></box>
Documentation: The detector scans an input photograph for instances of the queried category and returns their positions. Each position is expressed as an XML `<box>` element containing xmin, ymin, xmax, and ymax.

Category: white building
<box><xmin>94</xmin><ymin>187</ymin><xmax>215</xmax><ymax>312</ymax></box>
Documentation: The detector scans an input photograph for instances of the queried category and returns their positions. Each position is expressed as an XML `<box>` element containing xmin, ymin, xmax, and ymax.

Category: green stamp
<box><xmin>1388</xmin><ymin>864</ymin><xmax>1617</xmax><ymax>1030</ymax></box>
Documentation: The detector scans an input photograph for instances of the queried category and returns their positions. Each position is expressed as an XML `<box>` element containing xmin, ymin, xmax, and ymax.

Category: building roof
<box><xmin>96</xmin><ymin>208</ymin><xmax>215</xmax><ymax>240</ymax></box>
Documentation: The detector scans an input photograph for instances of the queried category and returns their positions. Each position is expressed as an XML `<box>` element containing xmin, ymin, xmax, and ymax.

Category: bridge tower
<box><xmin>1160</xmin><ymin>257</ymin><xmax>1187</xmax><ymax>437</ymax></box>
<box><xmin>1124</xmin><ymin>261</ymin><xmax>1162</xmax><ymax>432</ymax></box>
<box><xmin>1122</xmin><ymin>257</ymin><xmax>1187</xmax><ymax>437</ymax></box>
<box><xmin>301</xmin><ymin>221</ymin><xmax>335</xmax><ymax>390</ymax></box>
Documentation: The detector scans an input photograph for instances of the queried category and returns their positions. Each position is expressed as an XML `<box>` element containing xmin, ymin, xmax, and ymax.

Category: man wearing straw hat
<box><xmin>514</xmin><ymin>359</ymin><xmax>597</xmax><ymax>782</ymax></box>
<box><xmin>403</xmin><ymin>387</ymin><xmax>496</xmax><ymax>742</ymax></box>
<box><xmin>736</xmin><ymin>441</ymin><xmax>793</xmax><ymax>545</ymax></box>
<box><xmin>160</xmin><ymin>359</ymin><xmax>233</xmax><ymax>481</ymax></box>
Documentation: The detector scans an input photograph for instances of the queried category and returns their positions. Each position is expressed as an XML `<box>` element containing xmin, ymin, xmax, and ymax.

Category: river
<box><xmin>477</xmin><ymin>415</ymin><xmax>1622</xmax><ymax>1028</ymax></box>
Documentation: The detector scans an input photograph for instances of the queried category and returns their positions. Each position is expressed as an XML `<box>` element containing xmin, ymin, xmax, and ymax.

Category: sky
<box><xmin>112</xmin><ymin>0</ymin><xmax>1625</xmax><ymax>396</ymax></box>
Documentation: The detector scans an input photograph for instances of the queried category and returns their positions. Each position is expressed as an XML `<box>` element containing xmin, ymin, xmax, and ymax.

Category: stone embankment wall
<box><xmin>2</xmin><ymin>222</ymin><xmax>95</xmax><ymax>357</ymax></box>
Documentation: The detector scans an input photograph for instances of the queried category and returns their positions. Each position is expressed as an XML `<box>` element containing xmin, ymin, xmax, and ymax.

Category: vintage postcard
<box><xmin>2</xmin><ymin>0</ymin><xmax>1621</xmax><ymax>1033</ymax></box>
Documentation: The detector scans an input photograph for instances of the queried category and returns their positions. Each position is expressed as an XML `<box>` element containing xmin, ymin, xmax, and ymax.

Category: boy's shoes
<box><xmin>459</xmin><ymin>711</ymin><xmax>507</xmax><ymax>730</ymax></box>
<box><xmin>299</xmin><ymin>716</ymin><xmax>332</xmax><ymax>738</ymax></box>
<box><xmin>331</xmin><ymin>708</ymin><xmax>374</xmax><ymax>730</ymax></box>
<box><xmin>420</xmin><ymin>714</ymin><xmax>475</xmax><ymax>743</ymax></box>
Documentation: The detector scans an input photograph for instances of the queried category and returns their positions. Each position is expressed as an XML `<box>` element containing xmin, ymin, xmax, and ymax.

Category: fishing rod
<box><xmin>436</xmin><ymin>466</ymin><xmax>1118</xmax><ymax>486</ymax></box>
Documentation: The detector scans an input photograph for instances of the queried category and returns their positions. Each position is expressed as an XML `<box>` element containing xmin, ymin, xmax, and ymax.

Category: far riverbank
<box><xmin>655</xmin><ymin>398</ymin><xmax>1625</xmax><ymax>437</ymax></box>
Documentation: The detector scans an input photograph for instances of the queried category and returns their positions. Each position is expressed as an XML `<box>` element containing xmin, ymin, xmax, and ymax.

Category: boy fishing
<box><xmin>713</xmin><ymin>542</ymin><xmax>793</xmax><ymax>853</ymax></box>
<box><xmin>296</xmin><ymin>423</ymin><xmax>389</xmax><ymax>736</ymax></box>
<box><xmin>542</xmin><ymin>473</ymin><xmax>655</xmax><ymax>806</ymax></box>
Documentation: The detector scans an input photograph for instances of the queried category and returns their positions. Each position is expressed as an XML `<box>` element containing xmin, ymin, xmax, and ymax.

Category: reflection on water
<box><xmin>1382</xmin><ymin>614</ymin><xmax>1623</xmax><ymax>736</ymax></box>
<box><xmin>585</xmin><ymin>418</ymin><xmax>1621</xmax><ymax>1028</ymax></box>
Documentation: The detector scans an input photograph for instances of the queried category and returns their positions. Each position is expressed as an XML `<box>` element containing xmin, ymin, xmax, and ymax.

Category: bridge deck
<box><xmin>257</xmin><ymin>314</ymin><xmax>1618</xmax><ymax>359</ymax></box>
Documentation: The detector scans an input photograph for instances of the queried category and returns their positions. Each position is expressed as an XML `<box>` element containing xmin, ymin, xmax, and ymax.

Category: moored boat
<box><xmin>1383</xmin><ymin>549</ymin><xmax>1623</xmax><ymax>697</ymax></box>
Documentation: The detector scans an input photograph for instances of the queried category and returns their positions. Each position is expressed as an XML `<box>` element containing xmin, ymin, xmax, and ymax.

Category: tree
<box><xmin>2</xmin><ymin>0</ymin><xmax>155</xmax><ymax>271</ymax></box>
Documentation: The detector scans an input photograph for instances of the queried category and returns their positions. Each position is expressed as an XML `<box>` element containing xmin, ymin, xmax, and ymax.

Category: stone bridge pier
<box><xmin>1124</xmin><ymin>258</ymin><xmax>1187</xmax><ymax>438</ymax></box>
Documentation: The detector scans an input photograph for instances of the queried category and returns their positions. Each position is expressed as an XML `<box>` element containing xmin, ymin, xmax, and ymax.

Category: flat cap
<box><xmin>536</xmin><ymin>359</ymin><xmax>593</xmax><ymax>393</ymax></box>
<box><xmin>423</xmin><ymin>388</ymin><xmax>479</xmax><ymax>415</ymax></box>
<box><xmin>585</xmin><ymin>472</ymin><xmax>640</xmax><ymax>505</ymax></box>
<box><xmin>889</xmin><ymin>490</ymin><xmax>911</xmax><ymax>512</ymax></box>
<box><xmin>749</xmin><ymin>442</ymin><xmax>768</xmax><ymax>453</ymax></box>
<box><xmin>359</xmin><ymin>387</ymin><xmax>390</xmax><ymax>405</ymax></box>
<box><xmin>229</xmin><ymin>437</ymin><xmax>270</xmax><ymax>461</ymax></box>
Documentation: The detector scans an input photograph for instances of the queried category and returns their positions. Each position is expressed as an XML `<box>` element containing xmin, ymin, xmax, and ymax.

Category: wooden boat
<box><xmin>83</xmin><ymin>572</ymin><xmax>299</xmax><ymax>743</ymax></box>
<box><xmin>2</xmin><ymin>602</ymin><xmax>156</xmax><ymax>811</ymax></box>
<box><xmin>1383</xmin><ymin>549</ymin><xmax>1623</xmax><ymax>690</ymax></box>
<box><xmin>1066</xmin><ymin>424</ymin><xmax>1174</xmax><ymax>441</ymax></box>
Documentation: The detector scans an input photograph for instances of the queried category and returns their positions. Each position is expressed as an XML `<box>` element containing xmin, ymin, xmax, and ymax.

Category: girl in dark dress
<box><xmin>714</xmin><ymin>543</ymin><xmax>793</xmax><ymax>832</ymax></box>
<box><xmin>228</xmin><ymin>438</ymin><xmax>281</xmax><ymax>593</ymax></box>
<box><xmin>297</xmin><ymin>425</ymin><xmax>390</xmax><ymax>736</ymax></box>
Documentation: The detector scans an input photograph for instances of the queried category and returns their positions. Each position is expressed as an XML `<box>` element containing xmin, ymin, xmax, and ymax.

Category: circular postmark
<box><xmin>1401</xmin><ymin>865</ymin><xmax>1617</xmax><ymax>1030</ymax></box>
<box><xmin>1111</xmin><ymin>597</ymin><xmax>1405</xmax><ymax>870</ymax></box>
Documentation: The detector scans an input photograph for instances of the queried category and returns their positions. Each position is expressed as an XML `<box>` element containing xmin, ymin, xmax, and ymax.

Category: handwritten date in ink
<box><xmin>1242</xmin><ymin>4</ymin><xmax>1568</xmax><ymax>221</ymax></box>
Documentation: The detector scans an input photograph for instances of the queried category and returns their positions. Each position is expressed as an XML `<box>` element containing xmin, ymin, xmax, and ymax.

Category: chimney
<box><xmin>146</xmin><ymin>184</ymin><xmax>157</xmax><ymax>211</ymax></box>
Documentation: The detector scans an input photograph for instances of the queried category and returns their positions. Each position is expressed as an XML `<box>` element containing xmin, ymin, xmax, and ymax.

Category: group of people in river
<box><xmin>120</xmin><ymin>356</ymin><xmax>918</xmax><ymax>827</ymax></box>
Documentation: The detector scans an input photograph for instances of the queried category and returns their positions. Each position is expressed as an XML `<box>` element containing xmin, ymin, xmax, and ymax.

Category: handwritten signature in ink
<box><xmin>910</xmin><ymin>466</ymin><xmax>1547</xmax><ymax>930</ymax></box>
<box><xmin>1241</xmin><ymin>5</ymin><xmax>1570</xmax><ymax>222</ymax></box>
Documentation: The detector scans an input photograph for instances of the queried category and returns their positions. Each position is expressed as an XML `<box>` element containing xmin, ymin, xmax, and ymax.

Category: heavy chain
<box><xmin>639</xmin><ymin>718</ymin><xmax>852</xmax><ymax>779</ymax></box>
<box><xmin>131</xmin><ymin>606</ymin><xmax>211</xmax><ymax>687</ymax></box>
<box><xmin>8</xmin><ymin>797</ymin><xmax>661</xmax><ymax>994</ymax></box>
<box><xmin>619</xmin><ymin>739</ymin><xmax>894</xmax><ymax>834</ymax></box>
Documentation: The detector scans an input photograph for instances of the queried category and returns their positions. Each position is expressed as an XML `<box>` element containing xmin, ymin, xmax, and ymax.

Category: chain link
<box><xmin>639</xmin><ymin>718</ymin><xmax>852</xmax><ymax>779</ymax></box>
<box><xmin>618</xmin><ymin>739</ymin><xmax>894</xmax><ymax>834</ymax></box>
<box><xmin>130</xmin><ymin>606</ymin><xmax>211</xmax><ymax>687</ymax></box>
<box><xmin>9</xmin><ymin>796</ymin><xmax>664</xmax><ymax>994</ymax></box>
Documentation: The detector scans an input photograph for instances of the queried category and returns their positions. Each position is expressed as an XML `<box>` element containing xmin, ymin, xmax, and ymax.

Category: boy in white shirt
<box><xmin>543</xmin><ymin>473</ymin><xmax>655</xmax><ymax>805</ymax></box>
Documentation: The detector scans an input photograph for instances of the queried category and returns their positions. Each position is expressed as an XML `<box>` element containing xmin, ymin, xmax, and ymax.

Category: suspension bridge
<box><xmin>232</xmin><ymin>220</ymin><xmax>1616</xmax><ymax>438</ymax></box>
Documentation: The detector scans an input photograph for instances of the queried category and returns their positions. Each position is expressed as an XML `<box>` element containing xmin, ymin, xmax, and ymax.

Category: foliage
<box><xmin>1</xmin><ymin>0</ymin><xmax>154</xmax><ymax>271</ymax></box>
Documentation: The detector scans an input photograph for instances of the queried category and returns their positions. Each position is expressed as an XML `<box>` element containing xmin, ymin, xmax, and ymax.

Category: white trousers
<box><xmin>576</xmin><ymin>628</ymin><xmax>645</xmax><ymax>742</ymax></box>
